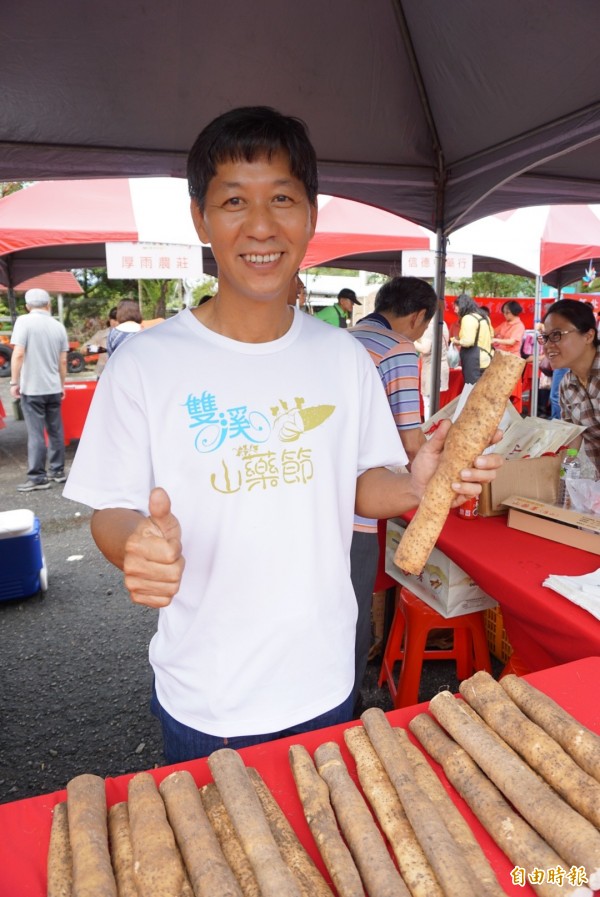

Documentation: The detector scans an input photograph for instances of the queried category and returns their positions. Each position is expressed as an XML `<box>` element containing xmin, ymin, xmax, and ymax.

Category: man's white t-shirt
<box><xmin>64</xmin><ymin>308</ymin><xmax>405</xmax><ymax>737</ymax></box>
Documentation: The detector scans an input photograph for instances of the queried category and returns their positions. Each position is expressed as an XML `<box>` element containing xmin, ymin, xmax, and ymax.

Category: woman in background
<box><xmin>541</xmin><ymin>299</ymin><xmax>600</xmax><ymax>477</ymax></box>
<box><xmin>451</xmin><ymin>293</ymin><xmax>494</xmax><ymax>384</ymax></box>
<box><xmin>493</xmin><ymin>300</ymin><xmax>526</xmax><ymax>411</ymax></box>
<box><xmin>414</xmin><ymin>313</ymin><xmax>449</xmax><ymax>420</ymax></box>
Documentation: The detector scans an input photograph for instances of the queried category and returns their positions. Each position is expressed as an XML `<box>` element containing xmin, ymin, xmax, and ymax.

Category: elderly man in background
<box><xmin>9</xmin><ymin>288</ymin><xmax>69</xmax><ymax>492</ymax></box>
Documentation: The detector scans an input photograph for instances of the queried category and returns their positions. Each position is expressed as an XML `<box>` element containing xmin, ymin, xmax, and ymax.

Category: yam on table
<box><xmin>343</xmin><ymin>726</ymin><xmax>443</xmax><ymax>897</ymax></box>
<box><xmin>501</xmin><ymin>674</ymin><xmax>600</xmax><ymax>783</ymax></box>
<box><xmin>395</xmin><ymin>726</ymin><xmax>506</xmax><ymax>897</ymax></box>
<box><xmin>107</xmin><ymin>802</ymin><xmax>137</xmax><ymax>897</ymax></box>
<box><xmin>66</xmin><ymin>773</ymin><xmax>117</xmax><ymax>897</ymax></box>
<box><xmin>460</xmin><ymin>671</ymin><xmax>600</xmax><ymax>827</ymax></box>
<box><xmin>200</xmin><ymin>783</ymin><xmax>262</xmax><ymax>897</ymax></box>
<box><xmin>361</xmin><ymin>707</ymin><xmax>480</xmax><ymax>897</ymax></box>
<box><xmin>127</xmin><ymin>771</ymin><xmax>189</xmax><ymax>897</ymax></box>
<box><xmin>47</xmin><ymin>801</ymin><xmax>73</xmax><ymax>897</ymax></box>
<box><xmin>428</xmin><ymin>690</ymin><xmax>600</xmax><ymax>889</ymax></box>
<box><xmin>314</xmin><ymin>740</ymin><xmax>409</xmax><ymax>897</ymax></box>
<box><xmin>207</xmin><ymin>747</ymin><xmax>303</xmax><ymax>897</ymax></box>
<box><xmin>160</xmin><ymin>769</ymin><xmax>244</xmax><ymax>897</ymax></box>
<box><xmin>288</xmin><ymin>744</ymin><xmax>365</xmax><ymax>897</ymax></box>
<box><xmin>247</xmin><ymin>767</ymin><xmax>334</xmax><ymax>897</ymax></box>
<box><xmin>409</xmin><ymin>713</ymin><xmax>591</xmax><ymax>897</ymax></box>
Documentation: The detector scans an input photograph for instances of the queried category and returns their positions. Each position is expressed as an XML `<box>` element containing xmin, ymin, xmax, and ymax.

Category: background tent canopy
<box><xmin>2</xmin><ymin>0</ymin><xmax>600</xmax><ymax>236</ymax></box>
<box><xmin>0</xmin><ymin>180</ymin><xmax>435</xmax><ymax>287</ymax></box>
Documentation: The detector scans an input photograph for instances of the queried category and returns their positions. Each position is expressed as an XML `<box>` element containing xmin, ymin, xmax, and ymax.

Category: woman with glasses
<box><xmin>541</xmin><ymin>299</ymin><xmax>600</xmax><ymax>475</ymax></box>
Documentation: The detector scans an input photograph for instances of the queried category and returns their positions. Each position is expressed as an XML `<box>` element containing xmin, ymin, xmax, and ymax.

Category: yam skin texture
<box><xmin>395</xmin><ymin>727</ymin><xmax>506</xmax><ymax>897</ymax></box>
<box><xmin>428</xmin><ymin>690</ymin><xmax>600</xmax><ymax>889</ymax></box>
<box><xmin>501</xmin><ymin>674</ymin><xmax>600</xmax><ymax>783</ymax></box>
<box><xmin>343</xmin><ymin>726</ymin><xmax>443</xmax><ymax>897</ymax></box>
<box><xmin>409</xmin><ymin>713</ymin><xmax>592</xmax><ymax>897</ymax></box>
<box><xmin>395</xmin><ymin>351</ymin><xmax>524</xmax><ymax>574</ymax></box>
<box><xmin>360</xmin><ymin>708</ymin><xmax>479</xmax><ymax>897</ymax></box>
<box><xmin>313</xmin><ymin>740</ymin><xmax>410</xmax><ymax>897</ymax></box>
<box><xmin>247</xmin><ymin>767</ymin><xmax>334</xmax><ymax>897</ymax></box>
<box><xmin>47</xmin><ymin>801</ymin><xmax>73</xmax><ymax>897</ymax></box>
<box><xmin>127</xmin><ymin>771</ymin><xmax>187</xmax><ymax>897</ymax></box>
<box><xmin>107</xmin><ymin>802</ymin><xmax>138</xmax><ymax>897</ymax></box>
<box><xmin>460</xmin><ymin>671</ymin><xmax>600</xmax><ymax>828</ymax></box>
<box><xmin>159</xmin><ymin>769</ymin><xmax>244</xmax><ymax>897</ymax></box>
<box><xmin>288</xmin><ymin>744</ymin><xmax>365</xmax><ymax>897</ymax></box>
<box><xmin>200</xmin><ymin>783</ymin><xmax>262</xmax><ymax>897</ymax></box>
<box><xmin>66</xmin><ymin>773</ymin><xmax>117</xmax><ymax>897</ymax></box>
<box><xmin>207</xmin><ymin>748</ymin><xmax>303</xmax><ymax>897</ymax></box>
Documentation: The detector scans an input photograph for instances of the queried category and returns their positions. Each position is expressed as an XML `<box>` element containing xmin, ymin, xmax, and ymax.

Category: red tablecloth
<box><xmin>412</xmin><ymin>510</ymin><xmax>600</xmax><ymax>672</ymax></box>
<box><xmin>0</xmin><ymin>657</ymin><xmax>598</xmax><ymax>896</ymax></box>
<box><xmin>61</xmin><ymin>380</ymin><xmax>97</xmax><ymax>444</ymax></box>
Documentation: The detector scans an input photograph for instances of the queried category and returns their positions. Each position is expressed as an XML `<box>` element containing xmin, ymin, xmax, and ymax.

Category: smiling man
<box><xmin>63</xmin><ymin>106</ymin><xmax>500</xmax><ymax>763</ymax></box>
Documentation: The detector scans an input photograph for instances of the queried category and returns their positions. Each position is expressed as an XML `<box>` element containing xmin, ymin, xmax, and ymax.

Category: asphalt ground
<box><xmin>0</xmin><ymin>372</ymin><xmax>481</xmax><ymax>805</ymax></box>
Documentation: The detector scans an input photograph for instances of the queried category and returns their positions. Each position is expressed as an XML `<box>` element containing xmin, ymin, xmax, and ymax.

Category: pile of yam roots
<box><xmin>48</xmin><ymin>671</ymin><xmax>600</xmax><ymax>897</ymax></box>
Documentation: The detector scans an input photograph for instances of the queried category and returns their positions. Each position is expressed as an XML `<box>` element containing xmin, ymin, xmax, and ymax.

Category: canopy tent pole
<box><xmin>7</xmin><ymin>286</ymin><xmax>18</xmax><ymax>325</ymax></box>
<box><xmin>529</xmin><ymin>274</ymin><xmax>543</xmax><ymax>418</ymax></box>
<box><xmin>429</xmin><ymin>227</ymin><xmax>447</xmax><ymax>416</ymax></box>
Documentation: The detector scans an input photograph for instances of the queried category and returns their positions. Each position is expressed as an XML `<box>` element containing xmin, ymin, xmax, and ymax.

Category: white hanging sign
<box><xmin>105</xmin><ymin>242</ymin><xmax>203</xmax><ymax>279</ymax></box>
<box><xmin>402</xmin><ymin>250</ymin><xmax>473</xmax><ymax>278</ymax></box>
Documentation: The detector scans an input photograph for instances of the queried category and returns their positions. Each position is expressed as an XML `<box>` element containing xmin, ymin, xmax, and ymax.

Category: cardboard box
<box><xmin>503</xmin><ymin>495</ymin><xmax>600</xmax><ymax>555</ymax></box>
<box><xmin>478</xmin><ymin>455</ymin><xmax>562</xmax><ymax>517</ymax></box>
<box><xmin>385</xmin><ymin>518</ymin><xmax>497</xmax><ymax>618</ymax></box>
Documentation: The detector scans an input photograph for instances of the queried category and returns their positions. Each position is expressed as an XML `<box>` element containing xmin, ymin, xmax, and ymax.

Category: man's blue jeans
<box><xmin>151</xmin><ymin>684</ymin><xmax>354</xmax><ymax>764</ymax></box>
<box><xmin>550</xmin><ymin>368</ymin><xmax>568</xmax><ymax>420</ymax></box>
<box><xmin>20</xmin><ymin>393</ymin><xmax>65</xmax><ymax>483</ymax></box>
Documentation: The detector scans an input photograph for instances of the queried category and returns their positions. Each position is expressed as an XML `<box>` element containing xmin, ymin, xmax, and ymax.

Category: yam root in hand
<box><xmin>127</xmin><ymin>771</ymin><xmax>188</xmax><ymax>897</ymax></box>
<box><xmin>66</xmin><ymin>773</ymin><xmax>117</xmax><ymax>897</ymax></box>
<box><xmin>360</xmin><ymin>708</ymin><xmax>479</xmax><ymax>897</ymax></box>
<box><xmin>247</xmin><ymin>768</ymin><xmax>334</xmax><ymax>897</ymax></box>
<box><xmin>107</xmin><ymin>802</ymin><xmax>138</xmax><ymax>897</ymax></box>
<box><xmin>207</xmin><ymin>748</ymin><xmax>302</xmax><ymax>897</ymax></box>
<box><xmin>460</xmin><ymin>671</ymin><xmax>600</xmax><ymax>828</ymax></box>
<box><xmin>395</xmin><ymin>727</ymin><xmax>506</xmax><ymax>897</ymax></box>
<box><xmin>501</xmin><ymin>674</ymin><xmax>600</xmax><ymax>783</ymax></box>
<box><xmin>288</xmin><ymin>744</ymin><xmax>365</xmax><ymax>897</ymax></box>
<box><xmin>409</xmin><ymin>713</ymin><xmax>591</xmax><ymax>897</ymax></box>
<box><xmin>200</xmin><ymin>783</ymin><xmax>262</xmax><ymax>897</ymax></box>
<box><xmin>47</xmin><ymin>801</ymin><xmax>72</xmax><ymax>897</ymax></box>
<box><xmin>313</xmin><ymin>740</ymin><xmax>409</xmax><ymax>897</ymax></box>
<box><xmin>428</xmin><ymin>690</ymin><xmax>600</xmax><ymax>889</ymax></box>
<box><xmin>343</xmin><ymin>726</ymin><xmax>443</xmax><ymax>897</ymax></box>
<box><xmin>160</xmin><ymin>769</ymin><xmax>244</xmax><ymax>897</ymax></box>
<box><xmin>395</xmin><ymin>351</ymin><xmax>524</xmax><ymax>574</ymax></box>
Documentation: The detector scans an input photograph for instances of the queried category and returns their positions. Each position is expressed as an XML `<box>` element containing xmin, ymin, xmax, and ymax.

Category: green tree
<box><xmin>446</xmin><ymin>272</ymin><xmax>536</xmax><ymax>298</ymax></box>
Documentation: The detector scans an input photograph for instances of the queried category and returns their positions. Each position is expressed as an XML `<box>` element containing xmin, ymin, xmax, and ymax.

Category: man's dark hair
<box><xmin>187</xmin><ymin>106</ymin><xmax>319</xmax><ymax>209</ymax></box>
<box><xmin>374</xmin><ymin>276</ymin><xmax>438</xmax><ymax>321</ymax></box>
<box><xmin>544</xmin><ymin>299</ymin><xmax>600</xmax><ymax>347</ymax></box>
<box><xmin>454</xmin><ymin>293</ymin><xmax>481</xmax><ymax>318</ymax></box>
<box><xmin>502</xmin><ymin>300</ymin><xmax>523</xmax><ymax>316</ymax></box>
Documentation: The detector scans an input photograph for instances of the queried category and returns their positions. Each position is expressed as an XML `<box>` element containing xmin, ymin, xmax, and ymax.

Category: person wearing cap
<box><xmin>315</xmin><ymin>287</ymin><xmax>361</xmax><ymax>327</ymax></box>
<box><xmin>9</xmin><ymin>288</ymin><xmax>70</xmax><ymax>491</ymax></box>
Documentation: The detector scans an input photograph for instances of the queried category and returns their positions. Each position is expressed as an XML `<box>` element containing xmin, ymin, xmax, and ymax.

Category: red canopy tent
<box><xmin>0</xmin><ymin>271</ymin><xmax>83</xmax><ymax>294</ymax></box>
<box><xmin>300</xmin><ymin>195</ymin><xmax>432</xmax><ymax>269</ymax></box>
<box><xmin>0</xmin><ymin>180</ymin><xmax>434</xmax><ymax>290</ymax></box>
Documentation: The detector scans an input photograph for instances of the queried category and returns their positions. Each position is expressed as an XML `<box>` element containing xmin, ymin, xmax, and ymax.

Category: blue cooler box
<box><xmin>0</xmin><ymin>509</ymin><xmax>45</xmax><ymax>601</ymax></box>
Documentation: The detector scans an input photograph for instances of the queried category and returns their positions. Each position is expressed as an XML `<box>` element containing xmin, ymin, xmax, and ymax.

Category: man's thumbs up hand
<box><xmin>123</xmin><ymin>487</ymin><xmax>186</xmax><ymax>608</ymax></box>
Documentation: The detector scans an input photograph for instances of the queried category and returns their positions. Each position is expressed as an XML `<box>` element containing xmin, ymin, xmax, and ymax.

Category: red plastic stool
<box><xmin>499</xmin><ymin>652</ymin><xmax>530</xmax><ymax>679</ymax></box>
<box><xmin>378</xmin><ymin>586</ymin><xmax>492</xmax><ymax>708</ymax></box>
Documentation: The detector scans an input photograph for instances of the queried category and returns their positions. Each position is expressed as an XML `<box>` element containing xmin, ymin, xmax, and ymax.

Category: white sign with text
<box><xmin>106</xmin><ymin>242</ymin><xmax>204</xmax><ymax>279</ymax></box>
<box><xmin>402</xmin><ymin>250</ymin><xmax>473</xmax><ymax>278</ymax></box>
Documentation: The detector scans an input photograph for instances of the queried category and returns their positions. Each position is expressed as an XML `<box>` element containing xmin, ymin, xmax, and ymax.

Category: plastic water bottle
<box><xmin>557</xmin><ymin>448</ymin><xmax>581</xmax><ymax>509</ymax></box>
